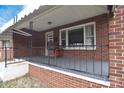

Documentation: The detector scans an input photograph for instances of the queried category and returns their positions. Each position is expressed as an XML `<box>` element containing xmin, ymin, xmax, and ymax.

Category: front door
<box><xmin>45</xmin><ymin>31</ymin><xmax>54</xmax><ymax>56</ymax></box>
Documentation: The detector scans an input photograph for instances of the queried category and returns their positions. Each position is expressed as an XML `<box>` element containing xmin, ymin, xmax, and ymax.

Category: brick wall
<box><xmin>109</xmin><ymin>5</ymin><xmax>124</xmax><ymax>88</ymax></box>
<box><xmin>29</xmin><ymin>64</ymin><xmax>108</xmax><ymax>88</ymax></box>
<box><xmin>13</xmin><ymin>14</ymin><xmax>109</xmax><ymax>62</ymax></box>
<box><xmin>13</xmin><ymin>32</ymin><xmax>31</xmax><ymax>57</ymax></box>
<box><xmin>42</xmin><ymin>14</ymin><xmax>109</xmax><ymax>61</ymax></box>
<box><xmin>13</xmin><ymin>28</ymin><xmax>45</xmax><ymax>57</ymax></box>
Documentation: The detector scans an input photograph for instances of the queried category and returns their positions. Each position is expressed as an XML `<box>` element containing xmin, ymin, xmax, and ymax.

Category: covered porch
<box><xmin>2</xmin><ymin>5</ymin><xmax>111</xmax><ymax>81</ymax></box>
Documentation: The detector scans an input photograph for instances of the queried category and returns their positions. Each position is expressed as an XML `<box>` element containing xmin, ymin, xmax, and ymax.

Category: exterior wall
<box><xmin>13</xmin><ymin>14</ymin><xmax>109</xmax><ymax>62</ymax></box>
<box><xmin>13</xmin><ymin>32</ymin><xmax>31</xmax><ymax>57</ymax></box>
<box><xmin>109</xmin><ymin>6</ymin><xmax>124</xmax><ymax>87</ymax></box>
<box><xmin>43</xmin><ymin>14</ymin><xmax>109</xmax><ymax>62</ymax></box>
<box><xmin>29</xmin><ymin>64</ymin><xmax>108</xmax><ymax>88</ymax></box>
<box><xmin>13</xmin><ymin>28</ymin><xmax>45</xmax><ymax>57</ymax></box>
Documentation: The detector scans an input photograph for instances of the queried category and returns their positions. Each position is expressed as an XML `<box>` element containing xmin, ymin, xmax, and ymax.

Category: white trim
<box><xmin>66</xmin><ymin>30</ymin><xmax>68</xmax><ymax>46</ymax></box>
<box><xmin>84</xmin><ymin>26</ymin><xmax>86</xmax><ymax>46</ymax></box>
<box><xmin>12</xmin><ymin>31</ymin><xmax>31</xmax><ymax>37</ymax></box>
<box><xmin>27</xmin><ymin>62</ymin><xmax>110</xmax><ymax>86</ymax></box>
<box><xmin>59</xmin><ymin>22</ymin><xmax>96</xmax><ymax>50</ymax></box>
<box><xmin>12</xmin><ymin>28</ymin><xmax>32</xmax><ymax>37</ymax></box>
<box><xmin>94</xmin><ymin>22</ymin><xmax>96</xmax><ymax>47</ymax></box>
<box><xmin>60</xmin><ymin>22</ymin><xmax>95</xmax><ymax>31</ymax></box>
<box><xmin>63</xmin><ymin>47</ymin><xmax>96</xmax><ymax>50</ymax></box>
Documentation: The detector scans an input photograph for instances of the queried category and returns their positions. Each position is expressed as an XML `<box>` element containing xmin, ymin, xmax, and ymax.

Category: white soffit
<box><xmin>16</xmin><ymin>5</ymin><xmax>108</xmax><ymax>31</ymax></box>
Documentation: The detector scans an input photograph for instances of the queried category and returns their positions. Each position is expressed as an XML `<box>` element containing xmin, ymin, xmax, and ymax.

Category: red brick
<box><xmin>110</xmin><ymin>24</ymin><xmax>121</xmax><ymax>28</ymax></box>
<box><xmin>29</xmin><ymin>64</ymin><xmax>108</xmax><ymax>88</ymax></box>
<box><xmin>109</xmin><ymin>5</ymin><xmax>124</xmax><ymax>88</ymax></box>
<box><xmin>116</xmin><ymin>63</ymin><xmax>124</xmax><ymax>67</ymax></box>
<box><xmin>109</xmin><ymin>49</ymin><xmax>116</xmax><ymax>53</ymax></box>
<box><xmin>116</xmin><ymin>42</ymin><xmax>124</xmax><ymax>45</ymax></box>
<box><xmin>116</xmin><ymin>56</ymin><xmax>124</xmax><ymax>60</ymax></box>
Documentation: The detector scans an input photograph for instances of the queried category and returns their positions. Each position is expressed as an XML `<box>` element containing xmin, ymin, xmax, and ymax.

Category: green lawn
<box><xmin>0</xmin><ymin>75</ymin><xmax>49</xmax><ymax>88</ymax></box>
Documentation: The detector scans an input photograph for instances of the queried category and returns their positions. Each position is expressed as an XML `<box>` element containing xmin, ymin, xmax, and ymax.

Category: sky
<box><xmin>0</xmin><ymin>5</ymin><xmax>24</xmax><ymax>28</ymax></box>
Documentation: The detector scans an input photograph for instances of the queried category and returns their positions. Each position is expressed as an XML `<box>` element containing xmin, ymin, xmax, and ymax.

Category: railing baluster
<box><xmin>74</xmin><ymin>45</ymin><xmax>76</xmax><ymax>70</ymax></box>
<box><xmin>93</xmin><ymin>45</ymin><xmax>95</xmax><ymax>75</ymax></box>
<box><xmin>86</xmin><ymin>45</ymin><xmax>88</xmax><ymax>72</ymax></box>
<box><xmin>79</xmin><ymin>45</ymin><xmax>81</xmax><ymax>71</ymax></box>
<box><xmin>101</xmin><ymin>45</ymin><xmax>103</xmax><ymax>76</ymax></box>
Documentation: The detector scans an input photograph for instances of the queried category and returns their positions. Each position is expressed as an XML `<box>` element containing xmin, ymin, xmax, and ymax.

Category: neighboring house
<box><xmin>0</xmin><ymin>5</ymin><xmax>124</xmax><ymax>88</ymax></box>
<box><xmin>0</xmin><ymin>32</ymin><xmax>13</xmax><ymax>61</ymax></box>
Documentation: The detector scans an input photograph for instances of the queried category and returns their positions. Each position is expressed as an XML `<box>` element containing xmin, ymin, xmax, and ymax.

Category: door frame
<box><xmin>45</xmin><ymin>31</ymin><xmax>54</xmax><ymax>56</ymax></box>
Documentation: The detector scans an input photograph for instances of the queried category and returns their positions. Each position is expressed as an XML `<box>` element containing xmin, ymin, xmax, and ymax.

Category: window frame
<box><xmin>59</xmin><ymin>22</ymin><xmax>96</xmax><ymax>50</ymax></box>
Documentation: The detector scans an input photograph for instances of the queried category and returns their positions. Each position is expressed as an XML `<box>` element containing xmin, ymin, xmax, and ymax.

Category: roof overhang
<box><xmin>12</xmin><ymin>28</ymin><xmax>32</xmax><ymax>37</ymax></box>
<box><xmin>14</xmin><ymin>5</ymin><xmax>109</xmax><ymax>32</ymax></box>
<box><xmin>2</xmin><ymin>5</ymin><xmax>110</xmax><ymax>33</ymax></box>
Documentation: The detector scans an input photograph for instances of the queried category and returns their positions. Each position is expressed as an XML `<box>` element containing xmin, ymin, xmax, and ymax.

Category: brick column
<box><xmin>109</xmin><ymin>5</ymin><xmax>124</xmax><ymax>87</ymax></box>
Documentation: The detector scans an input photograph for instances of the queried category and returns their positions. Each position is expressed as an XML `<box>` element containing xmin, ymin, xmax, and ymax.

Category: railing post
<box><xmin>4</xmin><ymin>40</ymin><xmax>7</xmax><ymax>68</ymax></box>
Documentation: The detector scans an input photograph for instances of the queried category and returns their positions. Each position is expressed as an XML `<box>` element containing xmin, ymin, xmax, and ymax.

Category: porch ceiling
<box><xmin>15</xmin><ymin>5</ymin><xmax>109</xmax><ymax>31</ymax></box>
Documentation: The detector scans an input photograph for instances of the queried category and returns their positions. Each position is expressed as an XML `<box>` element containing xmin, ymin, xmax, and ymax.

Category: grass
<box><xmin>0</xmin><ymin>75</ymin><xmax>49</xmax><ymax>88</ymax></box>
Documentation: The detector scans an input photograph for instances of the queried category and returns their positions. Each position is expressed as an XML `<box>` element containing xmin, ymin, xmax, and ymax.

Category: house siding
<box><xmin>109</xmin><ymin>5</ymin><xmax>124</xmax><ymax>88</ymax></box>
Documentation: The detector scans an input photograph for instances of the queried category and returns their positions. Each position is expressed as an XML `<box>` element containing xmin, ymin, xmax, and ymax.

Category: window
<box><xmin>61</xmin><ymin>30</ymin><xmax>66</xmax><ymax>47</ymax></box>
<box><xmin>68</xmin><ymin>28</ymin><xmax>84</xmax><ymax>47</ymax></box>
<box><xmin>60</xmin><ymin>22</ymin><xmax>96</xmax><ymax>49</ymax></box>
<box><xmin>3</xmin><ymin>40</ymin><xmax>10</xmax><ymax>47</ymax></box>
<box><xmin>2</xmin><ymin>40</ymin><xmax>11</xmax><ymax>49</ymax></box>
<box><xmin>85</xmin><ymin>24</ymin><xmax>95</xmax><ymax>47</ymax></box>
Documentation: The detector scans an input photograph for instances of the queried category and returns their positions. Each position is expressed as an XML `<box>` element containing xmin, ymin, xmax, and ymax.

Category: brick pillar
<box><xmin>109</xmin><ymin>5</ymin><xmax>124</xmax><ymax>87</ymax></box>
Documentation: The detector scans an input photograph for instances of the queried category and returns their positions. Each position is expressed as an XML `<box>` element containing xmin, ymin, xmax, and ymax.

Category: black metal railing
<box><xmin>1</xmin><ymin>45</ymin><xmax>109</xmax><ymax>80</ymax></box>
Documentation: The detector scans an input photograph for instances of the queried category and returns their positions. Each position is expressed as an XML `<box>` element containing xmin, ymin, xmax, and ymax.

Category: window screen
<box><xmin>85</xmin><ymin>24</ymin><xmax>94</xmax><ymax>46</ymax></box>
